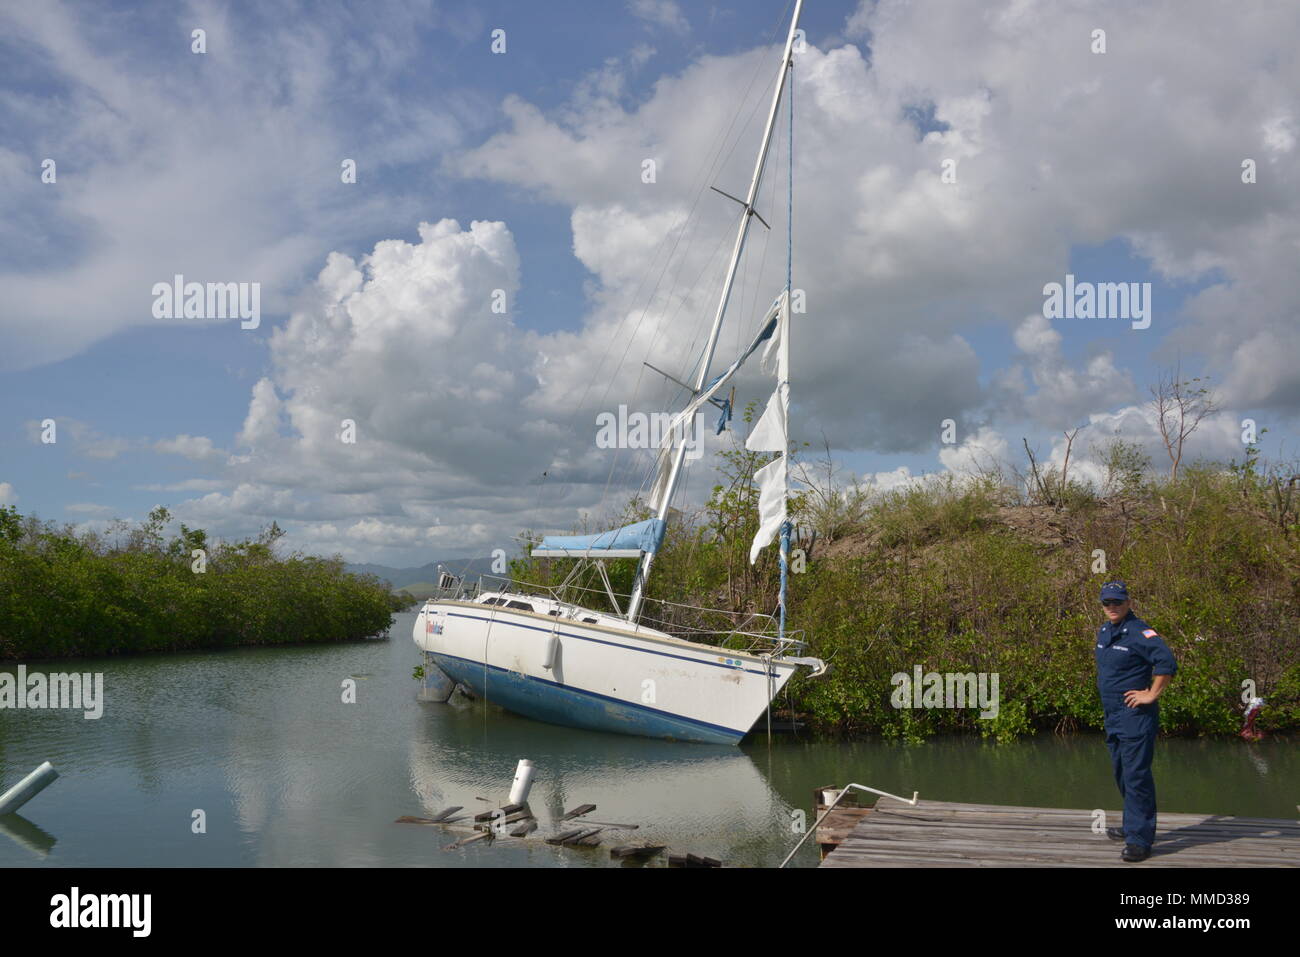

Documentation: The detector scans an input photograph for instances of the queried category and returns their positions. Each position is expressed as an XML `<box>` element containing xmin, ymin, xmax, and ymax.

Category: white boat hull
<box><xmin>413</xmin><ymin>600</ymin><xmax>798</xmax><ymax>744</ymax></box>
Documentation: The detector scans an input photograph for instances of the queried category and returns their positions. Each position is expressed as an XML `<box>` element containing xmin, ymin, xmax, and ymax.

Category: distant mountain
<box><xmin>346</xmin><ymin>557</ymin><xmax>502</xmax><ymax>590</ymax></box>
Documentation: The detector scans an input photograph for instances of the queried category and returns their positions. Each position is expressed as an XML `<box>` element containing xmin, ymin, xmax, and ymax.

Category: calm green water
<box><xmin>1</xmin><ymin>612</ymin><xmax>1295</xmax><ymax>867</ymax></box>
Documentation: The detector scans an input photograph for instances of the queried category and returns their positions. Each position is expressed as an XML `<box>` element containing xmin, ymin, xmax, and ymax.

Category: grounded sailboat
<box><xmin>414</xmin><ymin>0</ymin><xmax>824</xmax><ymax>745</ymax></box>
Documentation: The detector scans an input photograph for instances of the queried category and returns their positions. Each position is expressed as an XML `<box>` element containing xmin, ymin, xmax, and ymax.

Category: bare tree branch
<box><xmin>1149</xmin><ymin>363</ymin><xmax>1221</xmax><ymax>481</ymax></box>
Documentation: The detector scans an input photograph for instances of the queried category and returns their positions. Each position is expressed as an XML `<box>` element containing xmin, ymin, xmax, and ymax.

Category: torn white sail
<box><xmin>647</xmin><ymin>290</ymin><xmax>789</xmax><ymax>514</ymax></box>
<box><xmin>749</xmin><ymin>455</ymin><xmax>787</xmax><ymax>563</ymax></box>
<box><xmin>746</xmin><ymin>378</ymin><xmax>787</xmax><ymax>452</ymax></box>
<box><xmin>746</xmin><ymin>289</ymin><xmax>790</xmax><ymax>563</ymax></box>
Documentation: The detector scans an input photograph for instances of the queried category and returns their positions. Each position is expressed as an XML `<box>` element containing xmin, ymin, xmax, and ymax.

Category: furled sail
<box><xmin>532</xmin><ymin>518</ymin><xmax>666</xmax><ymax>559</ymax></box>
<box><xmin>745</xmin><ymin>288</ymin><xmax>790</xmax><ymax>563</ymax></box>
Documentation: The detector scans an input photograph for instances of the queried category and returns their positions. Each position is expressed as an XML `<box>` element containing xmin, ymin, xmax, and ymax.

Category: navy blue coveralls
<box><xmin>1095</xmin><ymin>610</ymin><xmax>1177</xmax><ymax>848</ymax></box>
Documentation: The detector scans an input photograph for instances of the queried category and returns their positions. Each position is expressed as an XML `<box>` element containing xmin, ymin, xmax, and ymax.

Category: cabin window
<box><xmin>581</xmin><ymin>617</ymin><xmax>598</xmax><ymax>624</ymax></box>
<box><xmin>505</xmin><ymin>600</ymin><xmax>535</xmax><ymax>612</ymax></box>
<box><xmin>548</xmin><ymin>610</ymin><xmax>561</xmax><ymax>616</ymax></box>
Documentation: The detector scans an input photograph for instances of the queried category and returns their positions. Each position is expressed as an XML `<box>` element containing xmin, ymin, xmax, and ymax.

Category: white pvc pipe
<box><xmin>508</xmin><ymin>759</ymin><xmax>535</xmax><ymax>806</ymax></box>
<box><xmin>0</xmin><ymin>761</ymin><xmax>59</xmax><ymax>816</ymax></box>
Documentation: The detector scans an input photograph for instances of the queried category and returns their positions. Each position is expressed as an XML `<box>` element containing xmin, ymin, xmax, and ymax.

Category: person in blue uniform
<box><xmin>1095</xmin><ymin>580</ymin><xmax>1177</xmax><ymax>862</ymax></box>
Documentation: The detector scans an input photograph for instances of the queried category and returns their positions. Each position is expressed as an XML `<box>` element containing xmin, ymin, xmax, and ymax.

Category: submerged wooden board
<box><xmin>611</xmin><ymin>844</ymin><xmax>666</xmax><ymax>860</ymax></box>
<box><xmin>821</xmin><ymin>800</ymin><xmax>1300</xmax><ymax>868</ymax></box>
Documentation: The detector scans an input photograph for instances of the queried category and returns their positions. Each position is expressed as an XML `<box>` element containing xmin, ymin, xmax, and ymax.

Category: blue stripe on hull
<box><xmin>430</xmin><ymin>652</ymin><xmax>745</xmax><ymax>746</ymax></box>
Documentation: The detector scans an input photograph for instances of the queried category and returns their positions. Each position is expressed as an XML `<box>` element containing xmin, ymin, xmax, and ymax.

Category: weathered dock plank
<box><xmin>821</xmin><ymin>800</ymin><xmax>1300</xmax><ymax>868</ymax></box>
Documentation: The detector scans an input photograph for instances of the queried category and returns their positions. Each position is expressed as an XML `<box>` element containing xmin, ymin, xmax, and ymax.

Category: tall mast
<box><xmin>627</xmin><ymin>0</ymin><xmax>803</xmax><ymax>623</ymax></box>
<box><xmin>778</xmin><ymin>12</ymin><xmax>795</xmax><ymax>645</ymax></box>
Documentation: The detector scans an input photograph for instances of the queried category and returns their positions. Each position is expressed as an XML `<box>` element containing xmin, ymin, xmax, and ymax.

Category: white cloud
<box><xmin>0</xmin><ymin>2</ymin><xmax>474</xmax><ymax>371</ymax></box>
<box><xmin>65</xmin><ymin>503</ymin><xmax>115</xmax><ymax>515</ymax></box>
<box><xmin>134</xmin><ymin>479</ymin><xmax>228</xmax><ymax>493</ymax></box>
<box><xmin>44</xmin><ymin>0</ymin><xmax>1298</xmax><ymax>563</ymax></box>
<box><xmin>0</xmin><ymin>483</ymin><xmax>16</xmax><ymax>506</ymax></box>
<box><xmin>155</xmin><ymin>434</ymin><xmax>223</xmax><ymax>463</ymax></box>
<box><xmin>26</xmin><ymin>418</ymin><xmax>135</xmax><ymax>460</ymax></box>
<box><xmin>860</xmin><ymin>465</ymin><xmax>931</xmax><ymax>495</ymax></box>
<box><xmin>1261</xmin><ymin>115</ymin><xmax>1296</xmax><ymax>155</ymax></box>
<box><xmin>1001</xmin><ymin>313</ymin><xmax>1135</xmax><ymax>429</ymax></box>
<box><xmin>628</xmin><ymin>0</ymin><xmax>688</xmax><ymax>35</ymax></box>
<box><xmin>939</xmin><ymin>426</ymin><xmax>1012</xmax><ymax>478</ymax></box>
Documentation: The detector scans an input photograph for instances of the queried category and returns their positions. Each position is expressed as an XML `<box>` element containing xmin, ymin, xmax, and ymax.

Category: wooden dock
<box><xmin>820</xmin><ymin>799</ymin><xmax>1300</xmax><ymax>867</ymax></box>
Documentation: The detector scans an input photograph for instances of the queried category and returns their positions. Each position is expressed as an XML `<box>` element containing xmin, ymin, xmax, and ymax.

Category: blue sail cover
<box><xmin>532</xmin><ymin>518</ymin><xmax>666</xmax><ymax>558</ymax></box>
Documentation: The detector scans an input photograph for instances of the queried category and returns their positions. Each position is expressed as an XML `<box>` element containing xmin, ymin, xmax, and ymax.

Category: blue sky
<box><xmin>2</xmin><ymin>0</ymin><xmax>1297</xmax><ymax>565</ymax></box>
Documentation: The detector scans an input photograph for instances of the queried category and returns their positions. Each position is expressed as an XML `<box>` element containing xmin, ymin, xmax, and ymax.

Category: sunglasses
<box><xmin>1101</xmin><ymin>599</ymin><xmax>1126</xmax><ymax>607</ymax></box>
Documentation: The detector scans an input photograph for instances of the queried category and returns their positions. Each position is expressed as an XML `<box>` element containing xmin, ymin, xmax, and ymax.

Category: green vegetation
<box><xmin>0</xmin><ymin>506</ymin><xmax>407</xmax><ymax>660</ymax></box>
<box><xmin>512</xmin><ymin>430</ymin><xmax>1300</xmax><ymax>740</ymax></box>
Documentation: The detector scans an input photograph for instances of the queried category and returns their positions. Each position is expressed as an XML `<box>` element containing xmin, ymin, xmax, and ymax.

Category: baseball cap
<box><xmin>1100</xmin><ymin>580</ymin><xmax>1129</xmax><ymax>601</ymax></box>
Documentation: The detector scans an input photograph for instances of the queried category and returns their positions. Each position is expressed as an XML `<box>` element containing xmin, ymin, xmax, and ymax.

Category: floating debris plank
<box><xmin>669</xmin><ymin>853</ymin><xmax>721</xmax><ymax>868</ymax></box>
<box><xmin>474</xmin><ymin>803</ymin><xmax>526</xmax><ymax>823</ymax></box>
<box><xmin>395</xmin><ymin>808</ymin><xmax>465</xmax><ymax>826</ymax></box>
<box><xmin>509</xmin><ymin>819</ymin><xmax>539</xmax><ymax>838</ymax></box>
<box><xmin>610</xmin><ymin>844</ymin><xmax>665</xmax><ymax>860</ymax></box>
<box><xmin>547</xmin><ymin>827</ymin><xmax>602</xmax><ymax>846</ymax></box>
<box><xmin>561</xmin><ymin>803</ymin><xmax>597</xmax><ymax>821</ymax></box>
<box><xmin>475</xmin><ymin>809</ymin><xmax>534</xmax><ymax>831</ymax></box>
<box><xmin>443</xmin><ymin>831</ymin><xmax>493</xmax><ymax>851</ymax></box>
<box><xmin>562</xmin><ymin>828</ymin><xmax>604</xmax><ymax>846</ymax></box>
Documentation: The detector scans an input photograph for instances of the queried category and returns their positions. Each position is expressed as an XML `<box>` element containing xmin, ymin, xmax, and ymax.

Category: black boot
<box><xmin>1106</xmin><ymin>827</ymin><xmax>1125</xmax><ymax>841</ymax></box>
<box><xmin>1121</xmin><ymin>843</ymin><xmax>1151</xmax><ymax>862</ymax></box>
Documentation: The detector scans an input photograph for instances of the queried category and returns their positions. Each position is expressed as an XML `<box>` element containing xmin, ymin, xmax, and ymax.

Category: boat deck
<box><xmin>820</xmin><ymin>799</ymin><xmax>1300</xmax><ymax>867</ymax></box>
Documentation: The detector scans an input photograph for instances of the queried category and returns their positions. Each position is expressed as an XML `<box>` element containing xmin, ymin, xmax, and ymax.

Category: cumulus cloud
<box><xmin>0</xmin><ymin>483</ymin><xmax>17</xmax><ymax>506</ymax></box>
<box><xmin>1053</xmin><ymin>404</ymin><xmax>1245</xmax><ymax>485</ymax></box>
<box><xmin>0</xmin><ymin>1</ymin><xmax>475</xmax><ymax>371</ymax></box>
<box><xmin>453</xmin><ymin>1</ymin><xmax>1300</xmax><ymax>464</ymax></box>
<box><xmin>939</xmin><ymin>425</ymin><xmax>1012</xmax><ymax>478</ymax></box>
<box><xmin>27</xmin><ymin>0</ymin><xmax>1297</xmax><ymax>562</ymax></box>
<box><xmin>859</xmin><ymin>465</ymin><xmax>933</xmax><ymax>495</ymax></box>
<box><xmin>163</xmin><ymin>213</ymin><xmax>786</xmax><ymax>561</ymax></box>
<box><xmin>999</xmin><ymin>313</ymin><xmax>1135</xmax><ymax>429</ymax></box>
<box><xmin>166</xmin><ymin>219</ymin><xmax>556</xmax><ymax>557</ymax></box>
<box><xmin>155</xmin><ymin>434</ymin><xmax>223</xmax><ymax>463</ymax></box>
<box><xmin>628</xmin><ymin>0</ymin><xmax>688</xmax><ymax>35</ymax></box>
<box><xmin>455</xmin><ymin>39</ymin><xmax>996</xmax><ymax>454</ymax></box>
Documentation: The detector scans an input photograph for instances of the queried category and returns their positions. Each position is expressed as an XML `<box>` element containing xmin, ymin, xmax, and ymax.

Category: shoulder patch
<box><xmin>1142</xmin><ymin>628</ymin><xmax>1158</xmax><ymax>638</ymax></box>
